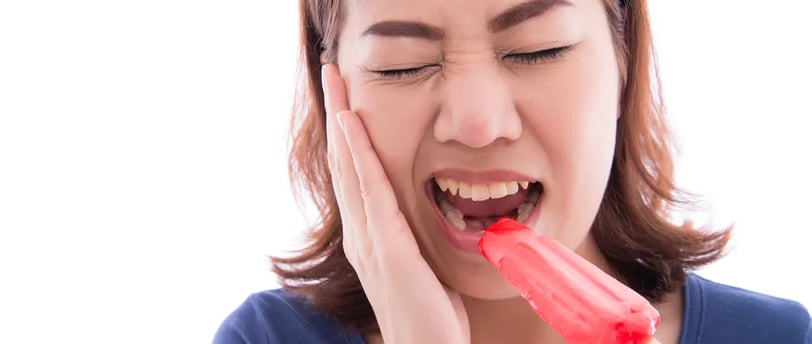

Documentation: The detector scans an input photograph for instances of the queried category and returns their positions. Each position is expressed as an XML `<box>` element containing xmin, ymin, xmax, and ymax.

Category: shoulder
<box><xmin>683</xmin><ymin>274</ymin><xmax>811</xmax><ymax>343</ymax></box>
<box><xmin>212</xmin><ymin>288</ymin><xmax>365</xmax><ymax>344</ymax></box>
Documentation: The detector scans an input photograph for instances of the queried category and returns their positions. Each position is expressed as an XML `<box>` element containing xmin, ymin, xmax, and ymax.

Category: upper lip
<box><xmin>430</xmin><ymin>168</ymin><xmax>540</xmax><ymax>185</ymax></box>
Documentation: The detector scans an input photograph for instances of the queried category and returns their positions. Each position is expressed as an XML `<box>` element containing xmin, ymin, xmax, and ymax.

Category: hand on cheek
<box><xmin>322</xmin><ymin>64</ymin><xmax>470</xmax><ymax>344</ymax></box>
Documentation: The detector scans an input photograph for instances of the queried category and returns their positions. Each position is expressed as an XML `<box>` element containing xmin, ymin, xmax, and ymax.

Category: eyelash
<box><xmin>372</xmin><ymin>45</ymin><xmax>572</xmax><ymax>80</ymax></box>
<box><xmin>373</xmin><ymin>65</ymin><xmax>439</xmax><ymax>80</ymax></box>
<box><xmin>504</xmin><ymin>45</ymin><xmax>571</xmax><ymax>65</ymax></box>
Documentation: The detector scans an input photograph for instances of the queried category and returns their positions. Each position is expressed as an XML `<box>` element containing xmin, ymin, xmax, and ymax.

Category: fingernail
<box><xmin>336</xmin><ymin>111</ymin><xmax>346</xmax><ymax>132</ymax></box>
<box><xmin>321</xmin><ymin>65</ymin><xmax>330</xmax><ymax>105</ymax></box>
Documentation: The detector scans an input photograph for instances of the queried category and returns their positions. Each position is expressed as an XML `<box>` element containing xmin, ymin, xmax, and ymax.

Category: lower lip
<box><xmin>424</xmin><ymin>182</ymin><xmax>542</xmax><ymax>254</ymax></box>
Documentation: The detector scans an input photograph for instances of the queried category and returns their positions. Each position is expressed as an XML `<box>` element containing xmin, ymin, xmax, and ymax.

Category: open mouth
<box><xmin>430</xmin><ymin>178</ymin><xmax>543</xmax><ymax>232</ymax></box>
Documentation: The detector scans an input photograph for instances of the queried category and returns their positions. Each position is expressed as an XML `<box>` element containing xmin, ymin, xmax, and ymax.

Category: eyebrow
<box><xmin>360</xmin><ymin>0</ymin><xmax>573</xmax><ymax>41</ymax></box>
<box><xmin>489</xmin><ymin>0</ymin><xmax>573</xmax><ymax>32</ymax></box>
<box><xmin>362</xmin><ymin>21</ymin><xmax>445</xmax><ymax>40</ymax></box>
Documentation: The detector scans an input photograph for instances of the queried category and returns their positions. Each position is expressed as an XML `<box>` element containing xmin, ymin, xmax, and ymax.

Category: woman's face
<box><xmin>335</xmin><ymin>0</ymin><xmax>620</xmax><ymax>299</ymax></box>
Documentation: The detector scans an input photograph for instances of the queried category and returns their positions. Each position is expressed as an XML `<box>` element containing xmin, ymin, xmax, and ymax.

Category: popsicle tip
<box><xmin>486</xmin><ymin>217</ymin><xmax>529</xmax><ymax>234</ymax></box>
<box><xmin>478</xmin><ymin>217</ymin><xmax>532</xmax><ymax>261</ymax></box>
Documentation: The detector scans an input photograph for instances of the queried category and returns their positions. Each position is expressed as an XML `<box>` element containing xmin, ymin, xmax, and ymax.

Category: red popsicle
<box><xmin>478</xmin><ymin>218</ymin><xmax>660</xmax><ymax>344</ymax></box>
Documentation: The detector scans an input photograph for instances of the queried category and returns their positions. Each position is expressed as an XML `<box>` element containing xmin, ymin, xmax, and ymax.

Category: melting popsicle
<box><xmin>478</xmin><ymin>218</ymin><xmax>660</xmax><ymax>344</ymax></box>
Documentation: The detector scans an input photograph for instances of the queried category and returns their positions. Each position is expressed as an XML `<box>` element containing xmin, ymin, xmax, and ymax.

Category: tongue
<box><xmin>446</xmin><ymin>188</ymin><xmax>529</xmax><ymax>218</ymax></box>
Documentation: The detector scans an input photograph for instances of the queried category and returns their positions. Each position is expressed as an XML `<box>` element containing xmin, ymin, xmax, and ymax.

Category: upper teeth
<box><xmin>435</xmin><ymin>178</ymin><xmax>531</xmax><ymax>201</ymax></box>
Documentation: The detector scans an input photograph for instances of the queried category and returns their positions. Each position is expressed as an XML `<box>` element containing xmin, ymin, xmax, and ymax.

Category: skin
<box><xmin>324</xmin><ymin>0</ymin><xmax>683</xmax><ymax>342</ymax></box>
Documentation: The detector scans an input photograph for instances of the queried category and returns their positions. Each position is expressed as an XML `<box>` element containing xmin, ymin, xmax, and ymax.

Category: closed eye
<box><xmin>370</xmin><ymin>64</ymin><xmax>440</xmax><ymax>80</ymax></box>
<box><xmin>367</xmin><ymin>46</ymin><xmax>571</xmax><ymax>80</ymax></box>
<box><xmin>505</xmin><ymin>45</ymin><xmax>572</xmax><ymax>65</ymax></box>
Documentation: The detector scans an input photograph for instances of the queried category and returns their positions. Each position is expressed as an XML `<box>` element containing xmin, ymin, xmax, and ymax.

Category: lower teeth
<box><xmin>516</xmin><ymin>202</ymin><xmax>534</xmax><ymax>223</ymax></box>
<box><xmin>437</xmin><ymin>188</ymin><xmax>540</xmax><ymax>231</ymax></box>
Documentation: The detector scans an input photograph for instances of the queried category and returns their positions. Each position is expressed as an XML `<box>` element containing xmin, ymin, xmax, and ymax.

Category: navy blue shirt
<box><xmin>213</xmin><ymin>274</ymin><xmax>811</xmax><ymax>343</ymax></box>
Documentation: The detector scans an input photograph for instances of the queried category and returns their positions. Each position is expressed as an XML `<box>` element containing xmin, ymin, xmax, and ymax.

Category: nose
<box><xmin>433</xmin><ymin>64</ymin><xmax>522</xmax><ymax>148</ymax></box>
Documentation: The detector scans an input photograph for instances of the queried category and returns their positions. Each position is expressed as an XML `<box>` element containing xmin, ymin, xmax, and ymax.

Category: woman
<box><xmin>214</xmin><ymin>0</ymin><xmax>811</xmax><ymax>343</ymax></box>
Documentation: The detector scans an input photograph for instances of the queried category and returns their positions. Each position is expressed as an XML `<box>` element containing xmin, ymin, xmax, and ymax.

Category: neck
<box><xmin>462</xmin><ymin>295</ymin><xmax>564</xmax><ymax>344</ymax></box>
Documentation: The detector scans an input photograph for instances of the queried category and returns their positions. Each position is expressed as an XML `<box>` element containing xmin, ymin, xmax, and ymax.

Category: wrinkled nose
<box><xmin>433</xmin><ymin>65</ymin><xmax>522</xmax><ymax>148</ymax></box>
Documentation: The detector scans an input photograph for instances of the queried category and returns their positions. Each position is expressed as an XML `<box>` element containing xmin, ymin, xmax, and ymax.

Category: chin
<box><xmin>448</xmin><ymin>268</ymin><xmax>522</xmax><ymax>300</ymax></box>
<box><xmin>409</xmin><ymin>218</ymin><xmax>519</xmax><ymax>301</ymax></box>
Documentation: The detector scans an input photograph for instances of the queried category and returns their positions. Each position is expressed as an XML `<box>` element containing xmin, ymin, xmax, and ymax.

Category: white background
<box><xmin>1</xmin><ymin>1</ymin><xmax>810</xmax><ymax>343</ymax></box>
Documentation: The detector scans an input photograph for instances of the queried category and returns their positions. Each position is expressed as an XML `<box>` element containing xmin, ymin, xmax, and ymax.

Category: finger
<box><xmin>648</xmin><ymin>338</ymin><xmax>662</xmax><ymax>344</ymax></box>
<box><xmin>322</xmin><ymin>65</ymin><xmax>347</xmax><ymax>219</ymax></box>
<box><xmin>331</xmin><ymin>112</ymin><xmax>370</xmax><ymax>260</ymax></box>
<box><xmin>444</xmin><ymin>287</ymin><xmax>470</xmax><ymax>337</ymax></box>
<box><xmin>322</xmin><ymin>65</ymin><xmax>347</xmax><ymax>198</ymax></box>
<box><xmin>322</xmin><ymin>63</ymin><xmax>348</xmax><ymax>172</ymax></box>
<box><xmin>321</xmin><ymin>63</ymin><xmax>350</xmax><ymax>130</ymax></box>
<box><xmin>336</xmin><ymin>111</ymin><xmax>416</xmax><ymax>251</ymax></box>
<box><xmin>321</xmin><ymin>64</ymin><xmax>369</xmax><ymax>260</ymax></box>
<box><xmin>327</xmin><ymin>114</ymin><xmax>358</xmax><ymax>255</ymax></box>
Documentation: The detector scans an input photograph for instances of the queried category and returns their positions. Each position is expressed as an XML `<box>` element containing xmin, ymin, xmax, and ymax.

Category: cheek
<box><xmin>517</xmin><ymin>44</ymin><xmax>620</xmax><ymax>243</ymax></box>
<box><xmin>345</xmin><ymin>77</ymin><xmax>435</xmax><ymax>199</ymax></box>
<box><xmin>519</xmin><ymin>56</ymin><xmax>618</xmax><ymax>164</ymax></box>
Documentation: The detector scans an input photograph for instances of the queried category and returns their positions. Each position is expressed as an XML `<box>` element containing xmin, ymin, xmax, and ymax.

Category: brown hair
<box><xmin>273</xmin><ymin>0</ymin><xmax>732</xmax><ymax>334</ymax></box>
